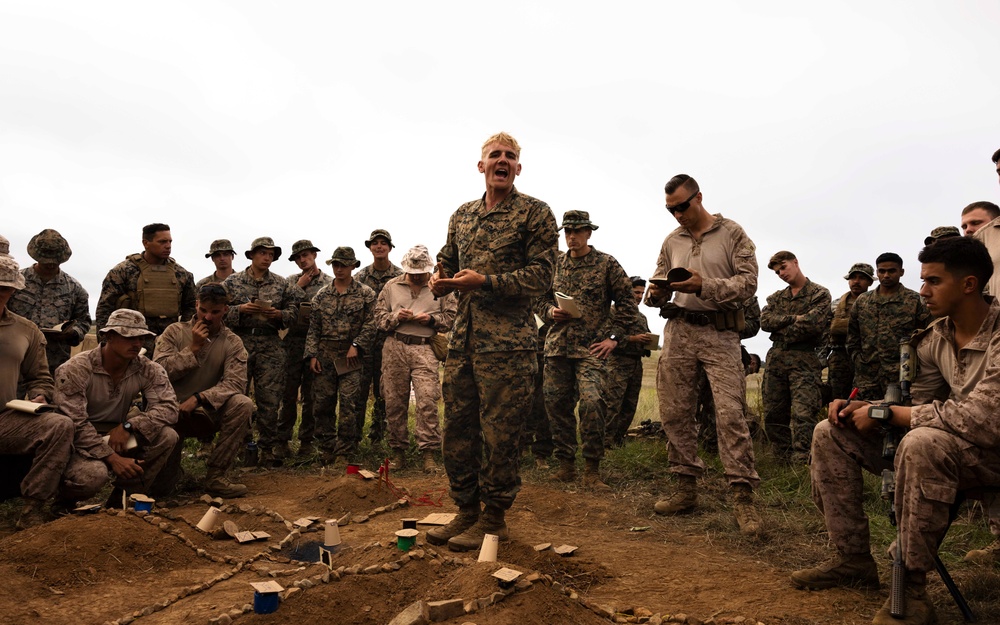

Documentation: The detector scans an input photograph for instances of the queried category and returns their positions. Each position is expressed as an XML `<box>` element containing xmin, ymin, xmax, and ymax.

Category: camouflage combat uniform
<box><xmin>304</xmin><ymin>279</ymin><xmax>376</xmax><ymax>458</ymax></box>
<box><xmin>811</xmin><ymin>298</ymin><xmax>1000</xmax><ymax>575</ymax></box>
<box><xmin>760</xmin><ymin>279</ymin><xmax>832</xmax><ymax>458</ymax></box>
<box><xmin>695</xmin><ymin>296</ymin><xmax>760</xmax><ymax>450</ymax></box>
<box><xmin>974</xmin><ymin>216</ymin><xmax>1000</xmax><ymax>296</ymax></box>
<box><xmin>10</xmin><ymin>266</ymin><xmax>92</xmax><ymax>372</ymax></box>
<box><xmin>645</xmin><ymin>214</ymin><xmax>759</xmax><ymax>486</ymax></box>
<box><xmin>538</xmin><ymin>248</ymin><xmax>638</xmax><ymax>462</ymax></box>
<box><xmin>96</xmin><ymin>255</ymin><xmax>197</xmax><ymax>354</ymax></box>
<box><xmin>278</xmin><ymin>269</ymin><xmax>332</xmax><ymax>450</ymax></box>
<box><xmin>355</xmin><ymin>262</ymin><xmax>403</xmax><ymax>441</ymax></box>
<box><xmin>521</xmin><ymin>318</ymin><xmax>554</xmax><ymax>460</ymax></box>
<box><xmin>438</xmin><ymin>187</ymin><xmax>558</xmax><ymax>511</ymax></box>
<box><xmin>847</xmin><ymin>285</ymin><xmax>931</xmax><ymax>401</ymax></box>
<box><xmin>196</xmin><ymin>272</ymin><xmax>234</xmax><ymax>289</ymax></box>
<box><xmin>374</xmin><ymin>275</ymin><xmax>456</xmax><ymax>452</ymax></box>
<box><xmin>827</xmin><ymin>291</ymin><xmax>861</xmax><ymax>400</ymax></box>
<box><xmin>154</xmin><ymin>320</ymin><xmax>253</xmax><ymax>487</ymax></box>
<box><xmin>604</xmin><ymin>305</ymin><xmax>652</xmax><ymax>447</ymax></box>
<box><xmin>0</xmin><ymin>307</ymin><xmax>76</xmax><ymax>503</ymax></box>
<box><xmin>222</xmin><ymin>269</ymin><xmax>303</xmax><ymax>454</ymax></box>
<box><xmin>55</xmin><ymin>348</ymin><xmax>180</xmax><ymax>497</ymax></box>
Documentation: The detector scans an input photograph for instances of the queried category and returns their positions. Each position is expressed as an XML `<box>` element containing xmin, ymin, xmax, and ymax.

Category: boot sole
<box><xmin>789</xmin><ymin>575</ymin><xmax>881</xmax><ymax>591</ymax></box>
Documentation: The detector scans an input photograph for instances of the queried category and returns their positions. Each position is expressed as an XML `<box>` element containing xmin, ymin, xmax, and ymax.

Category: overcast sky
<box><xmin>2</xmin><ymin>1</ymin><xmax>998</xmax><ymax>356</ymax></box>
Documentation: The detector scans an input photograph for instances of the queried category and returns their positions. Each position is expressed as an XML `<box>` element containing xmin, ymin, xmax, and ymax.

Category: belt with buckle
<box><xmin>393</xmin><ymin>332</ymin><xmax>431</xmax><ymax>346</ymax></box>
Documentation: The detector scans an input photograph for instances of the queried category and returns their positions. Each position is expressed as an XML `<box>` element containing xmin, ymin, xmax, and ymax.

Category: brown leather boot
<box><xmin>448</xmin><ymin>505</ymin><xmax>509</xmax><ymax>552</ymax></box>
<box><xmin>731</xmin><ymin>483</ymin><xmax>762</xmax><ymax>535</ymax></box>
<box><xmin>426</xmin><ymin>504</ymin><xmax>480</xmax><ymax>546</ymax></box>
<box><xmin>421</xmin><ymin>450</ymin><xmax>439</xmax><ymax>473</ymax></box>
<box><xmin>553</xmin><ymin>459</ymin><xmax>576</xmax><ymax>482</ymax></box>
<box><xmin>872</xmin><ymin>578</ymin><xmax>935</xmax><ymax>625</ymax></box>
<box><xmin>582</xmin><ymin>459</ymin><xmax>611</xmax><ymax>491</ymax></box>
<box><xmin>204</xmin><ymin>469</ymin><xmax>248</xmax><ymax>498</ymax></box>
<box><xmin>653</xmin><ymin>475</ymin><xmax>697</xmax><ymax>515</ymax></box>
<box><xmin>790</xmin><ymin>552</ymin><xmax>881</xmax><ymax>590</ymax></box>
<box><xmin>392</xmin><ymin>449</ymin><xmax>407</xmax><ymax>470</ymax></box>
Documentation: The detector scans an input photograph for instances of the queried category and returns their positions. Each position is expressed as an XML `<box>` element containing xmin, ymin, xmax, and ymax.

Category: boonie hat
<box><xmin>27</xmin><ymin>229</ymin><xmax>72</xmax><ymax>264</ymax></box>
<box><xmin>325</xmin><ymin>246</ymin><xmax>361</xmax><ymax>268</ymax></box>
<box><xmin>365</xmin><ymin>229</ymin><xmax>394</xmax><ymax>248</ymax></box>
<box><xmin>289</xmin><ymin>239</ymin><xmax>321</xmax><ymax>262</ymax></box>
<box><xmin>844</xmin><ymin>262</ymin><xmax>875</xmax><ymax>281</ymax></box>
<box><xmin>245</xmin><ymin>237</ymin><xmax>282</xmax><ymax>261</ymax></box>
<box><xmin>559</xmin><ymin>210</ymin><xmax>599</xmax><ymax>231</ymax></box>
<box><xmin>0</xmin><ymin>255</ymin><xmax>25</xmax><ymax>289</ymax></box>
<box><xmin>924</xmin><ymin>226</ymin><xmax>961</xmax><ymax>246</ymax></box>
<box><xmin>205</xmin><ymin>239</ymin><xmax>236</xmax><ymax>258</ymax></box>
<box><xmin>99</xmin><ymin>309</ymin><xmax>156</xmax><ymax>338</ymax></box>
<box><xmin>400</xmin><ymin>245</ymin><xmax>435</xmax><ymax>274</ymax></box>
<box><xmin>0</xmin><ymin>235</ymin><xmax>10</xmax><ymax>256</ymax></box>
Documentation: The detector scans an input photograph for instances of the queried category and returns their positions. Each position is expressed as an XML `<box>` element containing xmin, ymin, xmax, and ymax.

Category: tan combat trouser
<box><xmin>381</xmin><ymin>337</ymin><xmax>442</xmax><ymax>452</ymax></box>
<box><xmin>0</xmin><ymin>408</ymin><xmax>74</xmax><ymax>500</ymax></box>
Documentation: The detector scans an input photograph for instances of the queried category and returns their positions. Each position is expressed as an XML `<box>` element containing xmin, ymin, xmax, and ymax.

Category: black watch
<box><xmin>609</xmin><ymin>334</ymin><xmax>621</xmax><ymax>343</ymax></box>
<box><xmin>867</xmin><ymin>403</ymin><xmax>894</xmax><ymax>425</ymax></box>
<box><xmin>122</xmin><ymin>421</ymin><xmax>134</xmax><ymax>433</ymax></box>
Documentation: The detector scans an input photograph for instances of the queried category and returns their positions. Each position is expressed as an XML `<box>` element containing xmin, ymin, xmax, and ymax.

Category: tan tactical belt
<box><xmin>392</xmin><ymin>332</ymin><xmax>431</xmax><ymax>346</ymax></box>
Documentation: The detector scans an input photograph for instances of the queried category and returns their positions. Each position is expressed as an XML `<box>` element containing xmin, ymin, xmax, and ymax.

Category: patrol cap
<box><xmin>289</xmin><ymin>239</ymin><xmax>321</xmax><ymax>262</ymax></box>
<box><xmin>365</xmin><ymin>229</ymin><xmax>394</xmax><ymax>248</ymax></box>
<box><xmin>844</xmin><ymin>262</ymin><xmax>875</xmax><ymax>281</ymax></box>
<box><xmin>27</xmin><ymin>229</ymin><xmax>72</xmax><ymax>264</ymax></box>
<box><xmin>0</xmin><ymin>235</ymin><xmax>9</xmax><ymax>256</ymax></box>
<box><xmin>245</xmin><ymin>237</ymin><xmax>282</xmax><ymax>261</ymax></box>
<box><xmin>99</xmin><ymin>309</ymin><xmax>156</xmax><ymax>338</ymax></box>
<box><xmin>924</xmin><ymin>226</ymin><xmax>961</xmax><ymax>246</ymax></box>
<box><xmin>205</xmin><ymin>239</ymin><xmax>236</xmax><ymax>258</ymax></box>
<box><xmin>400</xmin><ymin>244</ymin><xmax>435</xmax><ymax>274</ymax></box>
<box><xmin>559</xmin><ymin>210</ymin><xmax>599</xmax><ymax>231</ymax></box>
<box><xmin>0</xmin><ymin>255</ymin><xmax>25</xmax><ymax>289</ymax></box>
<box><xmin>325</xmin><ymin>246</ymin><xmax>361</xmax><ymax>268</ymax></box>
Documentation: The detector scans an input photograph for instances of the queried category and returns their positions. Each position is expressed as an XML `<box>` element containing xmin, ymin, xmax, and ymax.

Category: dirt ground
<box><xmin>0</xmin><ymin>465</ymin><xmax>996</xmax><ymax>625</ymax></box>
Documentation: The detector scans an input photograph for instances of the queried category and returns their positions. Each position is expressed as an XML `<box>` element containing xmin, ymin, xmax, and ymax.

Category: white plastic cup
<box><xmin>196</xmin><ymin>506</ymin><xmax>222</xmax><ymax>532</ymax></box>
<box><xmin>325</xmin><ymin>519</ymin><xmax>341</xmax><ymax>547</ymax></box>
<box><xmin>478</xmin><ymin>533</ymin><xmax>499</xmax><ymax>562</ymax></box>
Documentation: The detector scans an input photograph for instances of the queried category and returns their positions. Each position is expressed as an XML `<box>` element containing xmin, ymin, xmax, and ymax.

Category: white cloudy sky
<box><xmin>2</xmin><ymin>1</ymin><xmax>998</xmax><ymax>356</ymax></box>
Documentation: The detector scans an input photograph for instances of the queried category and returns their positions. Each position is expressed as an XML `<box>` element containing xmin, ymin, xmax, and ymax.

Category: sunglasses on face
<box><xmin>666</xmin><ymin>189</ymin><xmax>699</xmax><ymax>214</ymax></box>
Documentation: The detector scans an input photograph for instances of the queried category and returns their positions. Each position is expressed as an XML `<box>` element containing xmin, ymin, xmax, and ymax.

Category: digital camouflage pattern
<box><xmin>154</xmin><ymin>319</ymin><xmax>252</xmax><ymax>479</ymax></box>
<box><xmin>196</xmin><ymin>272</ymin><xmax>232</xmax><ymax>289</ymax></box>
<box><xmin>847</xmin><ymin>285</ymin><xmax>931</xmax><ymax>400</ymax></box>
<box><xmin>520</xmin><ymin>316</ymin><xmax>554</xmax><ymax>459</ymax></box>
<box><xmin>827</xmin><ymin>290</ymin><xmax>861</xmax><ymax>400</ymax></box>
<box><xmin>536</xmin><ymin>247</ymin><xmax>638</xmax><ymax>461</ymax></box>
<box><xmin>437</xmin><ymin>186</ymin><xmax>558</xmax><ymax>510</ymax></box>
<box><xmin>760</xmin><ymin>279</ymin><xmax>832</xmax><ymax>457</ymax></box>
<box><xmin>95</xmin><ymin>255</ymin><xmax>196</xmax><ymax>342</ymax></box>
<box><xmin>812</xmin><ymin>299</ymin><xmax>1000</xmax><ymax>574</ymax></box>
<box><xmin>305</xmin><ymin>279</ymin><xmax>376</xmax><ymax>457</ymax></box>
<box><xmin>353</xmin><ymin>262</ymin><xmax>402</xmax><ymax>441</ymax></box>
<box><xmin>9</xmin><ymin>265</ymin><xmax>92</xmax><ymax>372</ymax></box>
<box><xmin>223</xmin><ymin>268</ymin><xmax>304</xmax><ymax>451</ymax></box>
<box><xmin>605</xmin><ymin>301</ymin><xmax>653</xmax><ymax>446</ymax></box>
<box><xmin>278</xmin><ymin>269</ymin><xmax>332</xmax><ymax>448</ymax></box>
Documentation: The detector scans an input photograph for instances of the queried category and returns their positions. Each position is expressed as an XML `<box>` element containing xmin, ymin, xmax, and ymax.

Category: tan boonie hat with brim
<box><xmin>844</xmin><ymin>262</ymin><xmax>875</xmax><ymax>281</ymax></box>
<box><xmin>0</xmin><ymin>235</ymin><xmax>10</xmax><ymax>256</ymax></box>
<box><xmin>205</xmin><ymin>239</ymin><xmax>236</xmax><ymax>258</ymax></box>
<box><xmin>0</xmin><ymin>255</ymin><xmax>25</xmax><ymax>289</ymax></box>
<box><xmin>400</xmin><ymin>244</ymin><xmax>435</xmax><ymax>274</ymax></box>
<box><xmin>364</xmin><ymin>229</ymin><xmax>394</xmax><ymax>248</ymax></box>
<box><xmin>325</xmin><ymin>246</ymin><xmax>361</xmax><ymax>268</ymax></box>
<box><xmin>99</xmin><ymin>309</ymin><xmax>156</xmax><ymax>338</ymax></box>
<box><xmin>924</xmin><ymin>226</ymin><xmax>961</xmax><ymax>246</ymax></box>
<box><xmin>245</xmin><ymin>237</ymin><xmax>282</xmax><ymax>261</ymax></box>
<box><xmin>559</xmin><ymin>210</ymin><xmax>599</xmax><ymax>231</ymax></box>
<box><xmin>27</xmin><ymin>229</ymin><xmax>72</xmax><ymax>264</ymax></box>
<box><xmin>289</xmin><ymin>239</ymin><xmax>321</xmax><ymax>262</ymax></box>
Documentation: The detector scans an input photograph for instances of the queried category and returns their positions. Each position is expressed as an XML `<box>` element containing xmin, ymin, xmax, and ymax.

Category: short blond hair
<box><xmin>481</xmin><ymin>132</ymin><xmax>521</xmax><ymax>158</ymax></box>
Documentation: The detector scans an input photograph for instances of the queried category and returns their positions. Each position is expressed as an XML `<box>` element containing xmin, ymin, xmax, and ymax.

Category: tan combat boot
<box><xmin>448</xmin><ymin>505</ymin><xmax>509</xmax><ymax>552</ymax></box>
<box><xmin>204</xmin><ymin>469</ymin><xmax>248</xmax><ymax>499</ymax></box>
<box><xmin>582</xmin><ymin>459</ymin><xmax>611</xmax><ymax>491</ymax></box>
<box><xmin>653</xmin><ymin>475</ymin><xmax>697</xmax><ymax>515</ymax></box>
<box><xmin>426</xmin><ymin>504</ymin><xmax>480</xmax><ymax>546</ymax></box>
<box><xmin>392</xmin><ymin>449</ymin><xmax>407</xmax><ymax>470</ymax></box>
<box><xmin>790</xmin><ymin>552</ymin><xmax>881</xmax><ymax>590</ymax></box>
<box><xmin>15</xmin><ymin>498</ymin><xmax>50</xmax><ymax>531</ymax></box>
<box><xmin>553</xmin><ymin>459</ymin><xmax>576</xmax><ymax>483</ymax></box>
<box><xmin>964</xmin><ymin>538</ymin><xmax>1000</xmax><ymax>564</ymax></box>
<box><xmin>421</xmin><ymin>450</ymin><xmax>439</xmax><ymax>473</ymax></box>
<box><xmin>731</xmin><ymin>483</ymin><xmax>763</xmax><ymax>535</ymax></box>
<box><xmin>534</xmin><ymin>457</ymin><xmax>550</xmax><ymax>470</ymax></box>
<box><xmin>872</xmin><ymin>577</ymin><xmax>935</xmax><ymax>625</ymax></box>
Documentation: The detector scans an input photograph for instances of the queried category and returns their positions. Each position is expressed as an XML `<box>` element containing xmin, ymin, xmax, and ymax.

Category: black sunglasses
<box><xmin>665</xmin><ymin>188</ymin><xmax>699</xmax><ymax>214</ymax></box>
<box><xmin>199</xmin><ymin>283</ymin><xmax>228</xmax><ymax>298</ymax></box>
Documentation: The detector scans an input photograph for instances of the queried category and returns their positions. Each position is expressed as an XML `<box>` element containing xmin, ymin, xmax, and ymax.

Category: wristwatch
<box><xmin>867</xmin><ymin>403</ymin><xmax>894</xmax><ymax>426</ymax></box>
<box><xmin>122</xmin><ymin>421</ymin><xmax>134</xmax><ymax>433</ymax></box>
<box><xmin>609</xmin><ymin>334</ymin><xmax>621</xmax><ymax>343</ymax></box>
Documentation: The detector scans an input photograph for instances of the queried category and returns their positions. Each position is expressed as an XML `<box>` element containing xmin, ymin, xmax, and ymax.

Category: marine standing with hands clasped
<box><xmin>427</xmin><ymin>132</ymin><xmax>558</xmax><ymax>552</ymax></box>
<box><xmin>645</xmin><ymin>173</ymin><xmax>762</xmax><ymax>534</ymax></box>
